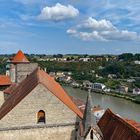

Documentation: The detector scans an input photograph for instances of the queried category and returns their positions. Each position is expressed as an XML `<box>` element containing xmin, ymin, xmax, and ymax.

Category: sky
<box><xmin>0</xmin><ymin>0</ymin><xmax>140</xmax><ymax>54</ymax></box>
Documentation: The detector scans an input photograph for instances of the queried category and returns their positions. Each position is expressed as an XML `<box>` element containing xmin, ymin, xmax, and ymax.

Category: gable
<box><xmin>0</xmin><ymin>69</ymin><xmax>83</xmax><ymax>120</ymax></box>
<box><xmin>0</xmin><ymin>84</ymin><xmax>77</xmax><ymax>128</ymax></box>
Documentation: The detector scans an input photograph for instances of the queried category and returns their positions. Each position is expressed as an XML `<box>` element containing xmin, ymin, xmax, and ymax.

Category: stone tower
<box><xmin>9</xmin><ymin>50</ymin><xmax>38</xmax><ymax>83</ymax></box>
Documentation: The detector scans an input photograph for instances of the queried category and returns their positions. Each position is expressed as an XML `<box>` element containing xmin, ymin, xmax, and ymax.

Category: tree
<box><xmin>118</xmin><ymin>53</ymin><xmax>133</xmax><ymax>61</ymax></box>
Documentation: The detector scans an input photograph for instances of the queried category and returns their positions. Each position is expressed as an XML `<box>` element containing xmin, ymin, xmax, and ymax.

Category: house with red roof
<box><xmin>0</xmin><ymin>75</ymin><xmax>12</xmax><ymax>90</ymax></box>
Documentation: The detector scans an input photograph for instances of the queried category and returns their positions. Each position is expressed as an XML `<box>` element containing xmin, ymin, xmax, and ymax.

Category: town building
<box><xmin>0</xmin><ymin>75</ymin><xmax>12</xmax><ymax>90</ymax></box>
<box><xmin>92</xmin><ymin>83</ymin><xmax>106</xmax><ymax>91</ymax></box>
<box><xmin>133</xmin><ymin>88</ymin><xmax>140</xmax><ymax>95</ymax></box>
<box><xmin>83</xmin><ymin>81</ymin><xmax>93</xmax><ymax>89</ymax></box>
<box><xmin>116</xmin><ymin>85</ymin><xmax>128</xmax><ymax>93</ymax></box>
<box><xmin>134</xmin><ymin>60</ymin><xmax>140</xmax><ymax>65</ymax></box>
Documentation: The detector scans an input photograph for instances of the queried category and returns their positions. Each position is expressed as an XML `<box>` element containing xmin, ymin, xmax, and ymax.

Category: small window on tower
<box><xmin>37</xmin><ymin>110</ymin><xmax>46</xmax><ymax>124</ymax></box>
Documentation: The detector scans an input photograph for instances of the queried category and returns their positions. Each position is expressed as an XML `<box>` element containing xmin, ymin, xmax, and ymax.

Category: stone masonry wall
<box><xmin>0</xmin><ymin>125</ymin><xmax>76</xmax><ymax>140</ymax></box>
<box><xmin>0</xmin><ymin>84</ymin><xmax>77</xmax><ymax>128</ymax></box>
<box><xmin>16</xmin><ymin>63</ymin><xmax>38</xmax><ymax>83</ymax></box>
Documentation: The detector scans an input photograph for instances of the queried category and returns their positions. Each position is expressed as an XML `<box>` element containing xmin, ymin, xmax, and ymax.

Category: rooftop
<box><xmin>12</xmin><ymin>50</ymin><xmax>29</xmax><ymax>63</ymax></box>
<box><xmin>0</xmin><ymin>68</ymin><xmax>83</xmax><ymax>120</ymax></box>
<box><xmin>0</xmin><ymin>75</ymin><xmax>12</xmax><ymax>86</ymax></box>
<box><xmin>98</xmin><ymin>109</ymin><xmax>140</xmax><ymax>140</ymax></box>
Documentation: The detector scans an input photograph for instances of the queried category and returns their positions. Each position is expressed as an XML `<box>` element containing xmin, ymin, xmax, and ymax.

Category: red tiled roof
<box><xmin>0</xmin><ymin>68</ymin><xmax>83</xmax><ymax>119</ymax></box>
<box><xmin>98</xmin><ymin>109</ymin><xmax>140</xmax><ymax>140</ymax></box>
<box><xmin>0</xmin><ymin>75</ymin><xmax>12</xmax><ymax>86</ymax></box>
<box><xmin>12</xmin><ymin>50</ymin><xmax>29</xmax><ymax>63</ymax></box>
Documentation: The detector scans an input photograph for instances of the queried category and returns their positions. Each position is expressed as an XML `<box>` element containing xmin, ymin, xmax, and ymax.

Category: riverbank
<box><xmin>97</xmin><ymin>91</ymin><xmax>140</xmax><ymax>104</ymax></box>
<box><xmin>87</xmin><ymin>89</ymin><xmax>140</xmax><ymax>104</ymax></box>
<box><xmin>61</xmin><ymin>83</ymin><xmax>140</xmax><ymax>104</ymax></box>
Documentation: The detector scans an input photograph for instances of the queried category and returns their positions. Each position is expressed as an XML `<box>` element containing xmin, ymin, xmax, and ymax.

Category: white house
<box><xmin>133</xmin><ymin>88</ymin><xmax>140</xmax><ymax>95</ymax></box>
<box><xmin>92</xmin><ymin>83</ymin><xmax>106</xmax><ymax>91</ymax></box>
<box><xmin>134</xmin><ymin>61</ymin><xmax>140</xmax><ymax>65</ymax></box>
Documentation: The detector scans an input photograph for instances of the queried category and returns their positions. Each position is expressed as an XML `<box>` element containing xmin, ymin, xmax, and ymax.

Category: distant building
<box><xmin>71</xmin><ymin>81</ymin><xmax>80</xmax><ymax>88</ymax></box>
<box><xmin>134</xmin><ymin>60</ymin><xmax>140</xmax><ymax>65</ymax></box>
<box><xmin>108</xmin><ymin>74</ymin><xmax>117</xmax><ymax>79</ymax></box>
<box><xmin>79</xmin><ymin>58</ymin><xmax>90</xmax><ymax>62</ymax></box>
<box><xmin>83</xmin><ymin>80</ymin><xmax>92</xmax><ymax>89</ymax></box>
<box><xmin>116</xmin><ymin>85</ymin><xmax>128</xmax><ymax>93</ymax></box>
<box><xmin>92</xmin><ymin>83</ymin><xmax>106</xmax><ymax>91</ymax></box>
<box><xmin>127</xmin><ymin>79</ymin><xmax>135</xmax><ymax>83</ymax></box>
<box><xmin>133</xmin><ymin>88</ymin><xmax>140</xmax><ymax>95</ymax></box>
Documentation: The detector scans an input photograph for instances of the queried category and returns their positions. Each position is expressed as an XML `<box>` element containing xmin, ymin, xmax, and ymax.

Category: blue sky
<box><xmin>0</xmin><ymin>0</ymin><xmax>140</xmax><ymax>54</ymax></box>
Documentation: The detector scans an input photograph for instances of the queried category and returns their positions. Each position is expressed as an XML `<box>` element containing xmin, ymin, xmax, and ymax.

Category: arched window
<box><xmin>37</xmin><ymin>110</ymin><xmax>46</xmax><ymax>124</ymax></box>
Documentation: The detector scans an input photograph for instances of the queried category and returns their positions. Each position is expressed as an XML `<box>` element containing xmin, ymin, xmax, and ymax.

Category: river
<box><xmin>63</xmin><ymin>86</ymin><xmax>140</xmax><ymax>122</ymax></box>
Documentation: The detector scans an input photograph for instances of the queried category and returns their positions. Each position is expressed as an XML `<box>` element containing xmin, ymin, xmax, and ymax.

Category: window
<box><xmin>37</xmin><ymin>110</ymin><xmax>46</xmax><ymax>124</ymax></box>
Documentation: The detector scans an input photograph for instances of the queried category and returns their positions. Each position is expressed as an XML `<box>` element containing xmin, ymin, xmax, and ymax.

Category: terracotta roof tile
<box><xmin>12</xmin><ymin>50</ymin><xmax>29</xmax><ymax>63</ymax></box>
<box><xmin>0</xmin><ymin>68</ymin><xmax>83</xmax><ymax>120</ymax></box>
<box><xmin>98</xmin><ymin>109</ymin><xmax>140</xmax><ymax>140</ymax></box>
<box><xmin>0</xmin><ymin>75</ymin><xmax>12</xmax><ymax>86</ymax></box>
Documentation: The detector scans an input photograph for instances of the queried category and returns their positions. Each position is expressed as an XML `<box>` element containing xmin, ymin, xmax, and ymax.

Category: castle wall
<box><xmin>0</xmin><ymin>124</ymin><xmax>76</xmax><ymax>140</ymax></box>
<box><xmin>0</xmin><ymin>84</ymin><xmax>77</xmax><ymax>128</ymax></box>
<box><xmin>16</xmin><ymin>63</ymin><xmax>38</xmax><ymax>83</ymax></box>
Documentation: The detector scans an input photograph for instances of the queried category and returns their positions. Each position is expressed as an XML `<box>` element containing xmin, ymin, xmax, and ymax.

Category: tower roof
<box><xmin>0</xmin><ymin>68</ymin><xmax>83</xmax><ymax>119</ymax></box>
<box><xmin>12</xmin><ymin>50</ymin><xmax>29</xmax><ymax>63</ymax></box>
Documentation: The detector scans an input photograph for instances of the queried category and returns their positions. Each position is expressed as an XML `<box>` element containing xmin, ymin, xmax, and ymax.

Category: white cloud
<box><xmin>67</xmin><ymin>17</ymin><xmax>140</xmax><ymax>41</ymax></box>
<box><xmin>38</xmin><ymin>3</ymin><xmax>79</xmax><ymax>21</ymax></box>
<box><xmin>77</xmin><ymin>17</ymin><xmax>116</xmax><ymax>31</ymax></box>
